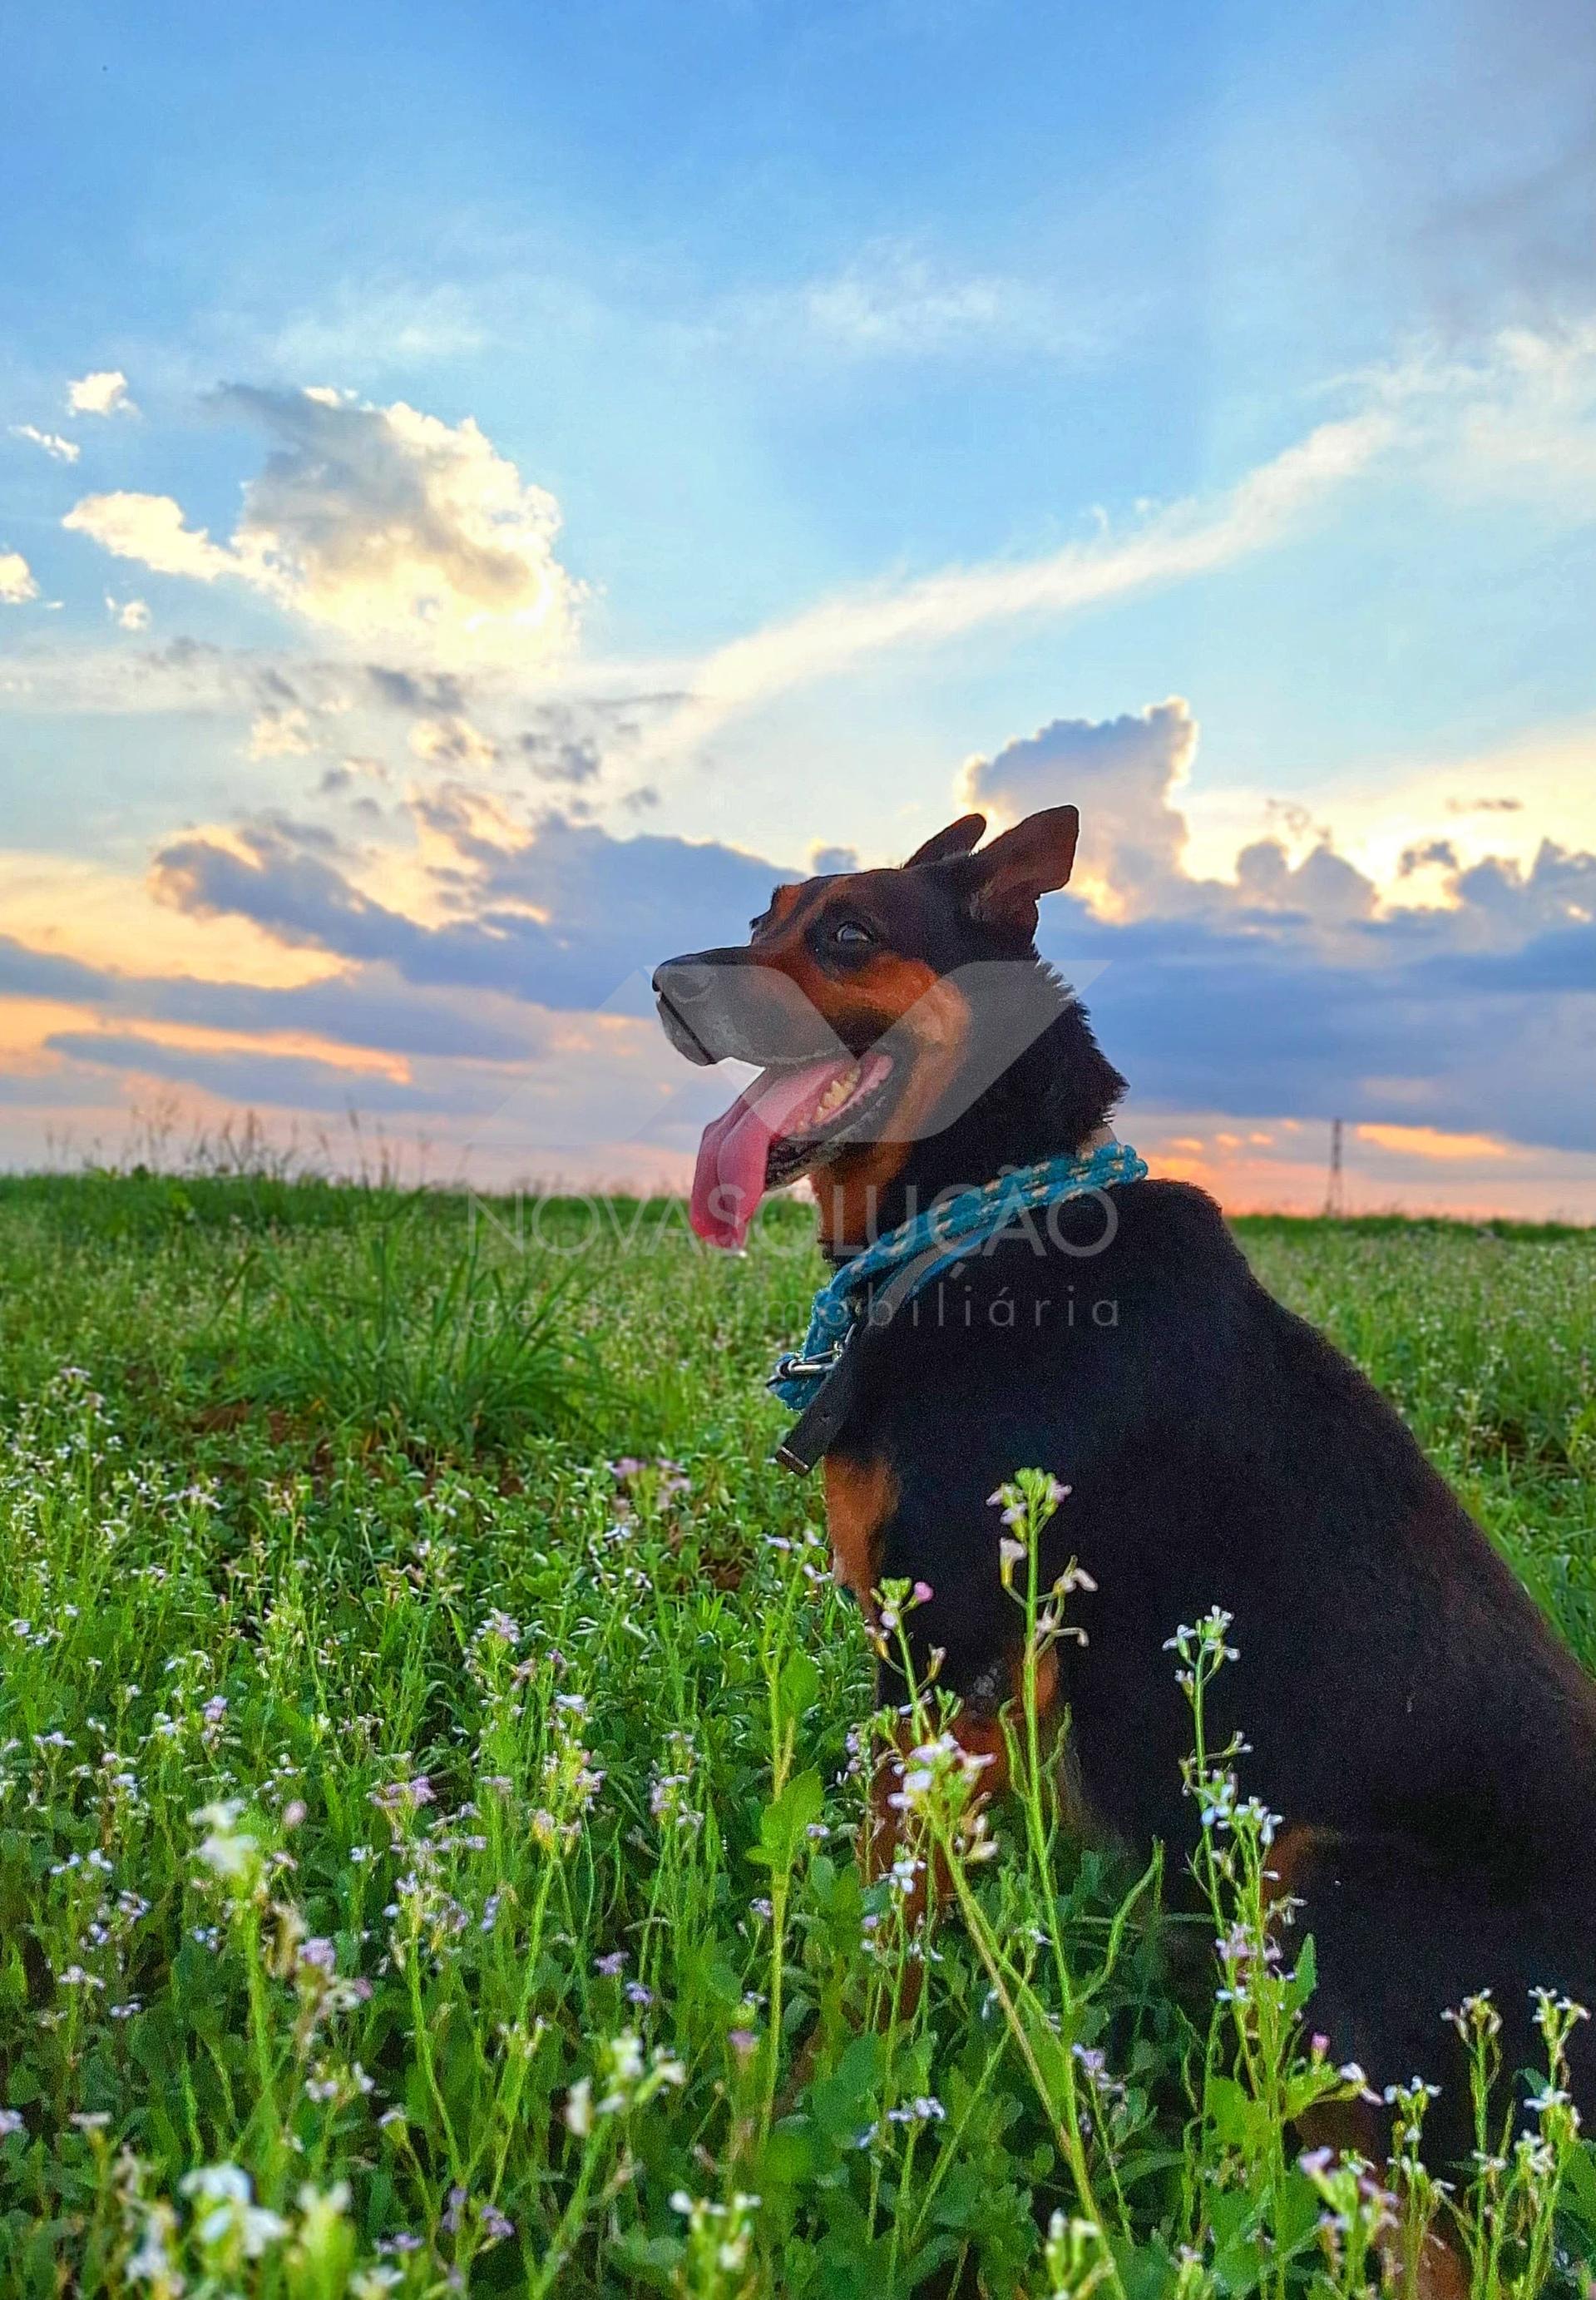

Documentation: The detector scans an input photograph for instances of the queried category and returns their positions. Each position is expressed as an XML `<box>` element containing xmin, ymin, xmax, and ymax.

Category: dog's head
<box><xmin>653</xmin><ymin>805</ymin><xmax>1085</xmax><ymax>1248</ymax></box>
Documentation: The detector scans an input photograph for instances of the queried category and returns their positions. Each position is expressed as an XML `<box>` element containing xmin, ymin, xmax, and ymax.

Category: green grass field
<box><xmin>0</xmin><ymin>1171</ymin><xmax>1593</xmax><ymax>2298</ymax></box>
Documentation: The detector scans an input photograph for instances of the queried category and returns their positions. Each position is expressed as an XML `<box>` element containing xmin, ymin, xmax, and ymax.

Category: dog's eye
<box><xmin>831</xmin><ymin>919</ymin><xmax>874</xmax><ymax>947</ymax></box>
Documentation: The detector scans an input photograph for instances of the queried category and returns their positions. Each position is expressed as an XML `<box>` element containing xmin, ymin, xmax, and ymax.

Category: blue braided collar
<box><xmin>768</xmin><ymin>1138</ymin><xmax>1148</xmax><ymax>1412</ymax></box>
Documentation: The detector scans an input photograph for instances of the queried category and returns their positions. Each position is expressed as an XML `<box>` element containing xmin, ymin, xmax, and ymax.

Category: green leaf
<box><xmin>1272</xmin><ymin>2167</ymin><xmax>1322</xmax><ymax>2256</ymax></box>
<box><xmin>1559</xmin><ymin>2138</ymin><xmax>1596</xmax><ymax>2232</ymax></box>
<box><xmin>762</xmin><ymin>2119</ymin><xmax>826</xmax><ymax>2184</ymax></box>
<box><xmin>1205</xmin><ymin>2072</ymin><xmax>1264</xmax><ymax>2150</ymax></box>
<box><xmin>778</xmin><ymin>1648</ymin><xmax>821</xmax><ymax>1726</ymax></box>
<box><xmin>806</xmin><ymin>2030</ymin><xmax>885</xmax><ymax>2145</ymax></box>
<box><xmin>749</xmin><ymin>1767</ymin><xmax>824</xmax><ymax>1870</ymax></box>
<box><xmin>607</xmin><ymin>2229</ymin><xmax>685</xmax><ymax>2289</ymax></box>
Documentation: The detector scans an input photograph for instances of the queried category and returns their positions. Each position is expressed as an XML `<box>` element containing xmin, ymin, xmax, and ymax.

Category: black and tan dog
<box><xmin>654</xmin><ymin>804</ymin><xmax>1596</xmax><ymax>2223</ymax></box>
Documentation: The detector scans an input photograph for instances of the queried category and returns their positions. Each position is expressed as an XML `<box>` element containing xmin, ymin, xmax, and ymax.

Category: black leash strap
<box><xmin>771</xmin><ymin>1329</ymin><xmax>866</xmax><ymax>1476</ymax></box>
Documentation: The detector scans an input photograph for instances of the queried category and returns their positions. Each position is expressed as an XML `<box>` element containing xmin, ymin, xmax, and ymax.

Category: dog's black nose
<box><xmin>652</xmin><ymin>959</ymin><xmax>717</xmax><ymax>1006</ymax></box>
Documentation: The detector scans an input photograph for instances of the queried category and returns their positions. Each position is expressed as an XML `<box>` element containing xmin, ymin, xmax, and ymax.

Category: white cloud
<box><xmin>649</xmin><ymin>407</ymin><xmax>1394</xmax><ymax>764</ymax></box>
<box><xmin>742</xmin><ymin>240</ymin><xmax>1070</xmax><ymax>360</ymax></box>
<box><xmin>60</xmin><ymin>386</ymin><xmax>582</xmax><ymax>670</ymax></box>
<box><xmin>0</xmin><ymin>551</ymin><xmax>39</xmax><ymax>606</ymax></box>
<box><xmin>963</xmin><ymin>696</ymin><xmax>1382</xmax><ymax>929</ymax></box>
<box><xmin>106</xmin><ymin>595</ymin><xmax>151</xmax><ymax>632</ymax></box>
<box><xmin>11</xmin><ymin>424</ymin><xmax>79</xmax><ymax>463</ymax></box>
<box><xmin>64</xmin><ymin>492</ymin><xmax>235</xmax><ymax>580</ymax></box>
<box><xmin>1352</xmin><ymin>318</ymin><xmax>1596</xmax><ymax>503</ymax></box>
<box><xmin>806</xmin><ymin>265</ymin><xmax>1020</xmax><ymax>353</ymax></box>
<box><xmin>67</xmin><ymin>370</ymin><xmax>136</xmax><ymax>418</ymax></box>
<box><xmin>962</xmin><ymin>698</ymin><xmax>1200</xmax><ymax>918</ymax></box>
<box><xmin>961</xmin><ymin>695</ymin><xmax>1596</xmax><ymax>947</ymax></box>
<box><xmin>248</xmin><ymin>705</ymin><xmax>315</xmax><ymax>758</ymax></box>
<box><xmin>1231</xmin><ymin>835</ymin><xmax>1379</xmax><ymax>925</ymax></box>
<box><xmin>225</xmin><ymin>387</ymin><xmax>583</xmax><ymax>659</ymax></box>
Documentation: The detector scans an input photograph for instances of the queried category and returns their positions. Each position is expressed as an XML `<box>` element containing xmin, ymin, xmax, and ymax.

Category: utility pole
<box><xmin>1324</xmin><ymin>1117</ymin><xmax>1344</xmax><ymax>1217</ymax></box>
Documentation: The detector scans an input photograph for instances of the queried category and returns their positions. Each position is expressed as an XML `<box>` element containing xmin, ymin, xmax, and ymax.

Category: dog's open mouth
<box><xmin>689</xmin><ymin>1051</ymin><xmax>895</xmax><ymax>1248</ymax></box>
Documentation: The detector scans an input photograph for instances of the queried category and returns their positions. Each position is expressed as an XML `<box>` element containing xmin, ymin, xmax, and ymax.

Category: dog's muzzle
<box><xmin>652</xmin><ymin>950</ymin><xmax>833</xmax><ymax>1068</ymax></box>
<box><xmin>652</xmin><ymin>960</ymin><xmax>721</xmax><ymax>1066</ymax></box>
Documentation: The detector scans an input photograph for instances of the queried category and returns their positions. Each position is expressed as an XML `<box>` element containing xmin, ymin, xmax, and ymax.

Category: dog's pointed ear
<box><xmin>904</xmin><ymin>812</ymin><xmax>987</xmax><ymax>868</ymax></box>
<box><xmin>963</xmin><ymin>805</ymin><xmax>1079</xmax><ymax>934</ymax></box>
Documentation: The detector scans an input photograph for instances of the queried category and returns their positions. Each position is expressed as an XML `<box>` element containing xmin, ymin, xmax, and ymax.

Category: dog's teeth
<box><xmin>813</xmin><ymin>1065</ymin><xmax>860</xmax><ymax>1121</ymax></box>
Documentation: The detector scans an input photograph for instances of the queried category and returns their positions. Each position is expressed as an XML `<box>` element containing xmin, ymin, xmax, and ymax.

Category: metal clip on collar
<box><xmin>770</xmin><ymin>1332</ymin><xmax>862</xmax><ymax>1476</ymax></box>
<box><xmin>768</xmin><ymin>1345</ymin><xmax>842</xmax><ymax>1391</ymax></box>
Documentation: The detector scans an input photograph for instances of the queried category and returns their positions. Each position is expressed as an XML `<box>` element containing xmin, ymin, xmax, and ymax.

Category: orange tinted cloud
<box><xmin>0</xmin><ymin>853</ymin><xmax>343</xmax><ymax>987</ymax></box>
<box><xmin>111</xmin><ymin>1021</ymin><xmax>411</xmax><ymax>1081</ymax></box>
<box><xmin>0</xmin><ymin>997</ymin><xmax>96</xmax><ymax>1058</ymax></box>
<box><xmin>1356</xmin><ymin>1122</ymin><xmax>1514</xmax><ymax>1162</ymax></box>
<box><xmin>0</xmin><ymin>999</ymin><xmax>412</xmax><ymax>1086</ymax></box>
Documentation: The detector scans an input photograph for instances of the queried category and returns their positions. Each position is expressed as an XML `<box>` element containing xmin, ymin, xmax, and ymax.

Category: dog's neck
<box><xmin>812</xmin><ymin>976</ymin><xmax>1128</xmax><ymax>1259</ymax></box>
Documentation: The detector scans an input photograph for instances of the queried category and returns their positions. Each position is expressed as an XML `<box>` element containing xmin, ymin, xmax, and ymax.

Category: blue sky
<box><xmin>2</xmin><ymin>0</ymin><xmax>1593</xmax><ymax>1209</ymax></box>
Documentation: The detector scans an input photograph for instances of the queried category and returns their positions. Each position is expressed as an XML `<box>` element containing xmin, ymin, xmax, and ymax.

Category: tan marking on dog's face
<box><xmin>828</xmin><ymin>950</ymin><xmax>938</xmax><ymax>1028</ymax></box>
<box><xmin>823</xmin><ymin>1453</ymin><xmax>898</xmax><ymax>1617</ymax></box>
<box><xmin>812</xmin><ymin>973</ymin><xmax>972</xmax><ymax>1251</ymax></box>
<box><xmin>746</xmin><ymin>873</ymin><xmax>950</xmax><ymax>1036</ymax></box>
<box><xmin>746</xmin><ymin>878</ymin><xmax>895</xmax><ymax>1016</ymax></box>
<box><xmin>749</xmin><ymin>874</ymin><xmax>842</xmax><ymax>955</ymax></box>
<box><xmin>760</xmin><ymin>883</ymin><xmax>807</xmax><ymax>930</ymax></box>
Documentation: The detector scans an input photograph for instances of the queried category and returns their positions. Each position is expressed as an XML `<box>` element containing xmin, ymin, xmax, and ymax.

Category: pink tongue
<box><xmin>689</xmin><ymin>1058</ymin><xmax>852</xmax><ymax>1249</ymax></box>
